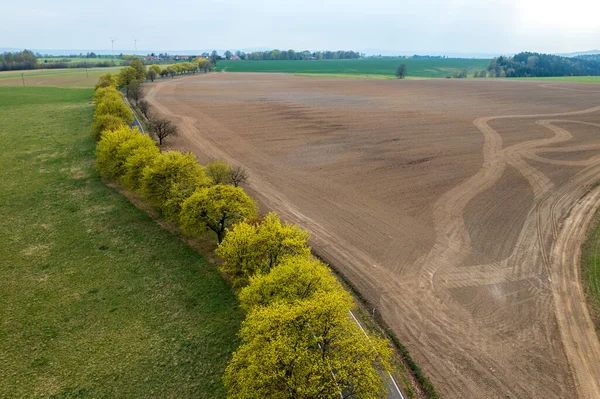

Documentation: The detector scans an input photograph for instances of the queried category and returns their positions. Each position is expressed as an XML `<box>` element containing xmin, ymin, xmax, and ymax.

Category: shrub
<box><xmin>180</xmin><ymin>185</ymin><xmax>257</xmax><ymax>243</ymax></box>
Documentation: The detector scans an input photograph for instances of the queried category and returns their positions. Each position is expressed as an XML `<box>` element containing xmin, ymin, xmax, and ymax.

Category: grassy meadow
<box><xmin>38</xmin><ymin>57</ymin><xmax>123</xmax><ymax>65</ymax></box>
<box><xmin>583</xmin><ymin>210</ymin><xmax>600</xmax><ymax>331</ymax></box>
<box><xmin>0</xmin><ymin>86</ymin><xmax>242</xmax><ymax>398</ymax></box>
<box><xmin>214</xmin><ymin>58</ymin><xmax>491</xmax><ymax>78</ymax></box>
<box><xmin>0</xmin><ymin>68</ymin><xmax>122</xmax><ymax>89</ymax></box>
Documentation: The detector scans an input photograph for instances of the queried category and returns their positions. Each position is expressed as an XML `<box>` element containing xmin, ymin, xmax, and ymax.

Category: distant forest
<box><xmin>578</xmin><ymin>54</ymin><xmax>600</xmax><ymax>62</ymax></box>
<box><xmin>231</xmin><ymin>50</ymin><xmax>361</xmax><ymax>61</ymax></box>
<box><xmin>0</xmin><ymin>50</ymin><xmax>37</xmax><ymax>71</ymax></box>
<box><xmin>488</xmin><ymin>52</ymin><xmax>600</xmax><ymax>77</ymax></box>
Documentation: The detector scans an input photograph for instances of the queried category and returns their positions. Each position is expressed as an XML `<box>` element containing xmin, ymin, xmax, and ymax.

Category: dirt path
<box><xmin>416</xmin><ymin>108</ymin><xmax>600</xmax><ymax>398</ymax></box>
<box><xmin>145</xmin><ymin>75</ymin><xmax>600</xmax><ymax>398</ymax></box>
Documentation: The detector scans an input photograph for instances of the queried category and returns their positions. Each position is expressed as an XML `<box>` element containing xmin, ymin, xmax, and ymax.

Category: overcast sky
<box><xmin>3</xmin><ymin>0</ymin><xmax>599</xmax><ymax>55</ymax></box>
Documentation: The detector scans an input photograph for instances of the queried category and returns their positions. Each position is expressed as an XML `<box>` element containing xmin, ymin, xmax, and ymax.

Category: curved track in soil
<box><xmin>146</xmin><ymin>75</ymin><xmax>600</xmax><ymax>398</ymax></box>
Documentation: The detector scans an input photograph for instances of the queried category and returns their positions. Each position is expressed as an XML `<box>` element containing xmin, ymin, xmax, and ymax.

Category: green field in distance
<box><xmin>214</xmin><ymin>58</ymin><xmax>491</xmax><ymax>78</ymax></box>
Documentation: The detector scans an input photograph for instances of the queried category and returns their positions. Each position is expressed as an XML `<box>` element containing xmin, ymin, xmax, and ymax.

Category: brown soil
<box><xmin>146</xmin><ymin>73</ymin><xmax>600</xmax><ymax>398</ymax></box>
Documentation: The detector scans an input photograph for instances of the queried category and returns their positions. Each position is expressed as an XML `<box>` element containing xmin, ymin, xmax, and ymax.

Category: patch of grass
<box><xmin>0</xmin><ymin>86</ymin><xmax>242</xmax><ymax>398</ymax></box>
<box><xmin>516</xmin><ymin>76</ymin><xmax>600</xmax><ymax>83</ymax></box>
<box><xmin>0</xmin><ymin>68</ymin><xmax>122</xmax><ymax>88</ymax></box>
<box><xmin>294</xmin><ymin>73</ymin><xmax>397</xmax><ymax>80</ymax></box>
<box><xmin>582</xmin><ymin>207</ymin><xmax>600</xmax><ymax>333</ymax></box>
<box><xmin>38</xmin><ymin>57</ymin><xmax>124</xmax><ymax>65</ymax></box>
<box><xmin>215</xmin><ymin>58</ymin><xmax>490</xmax><ymax>78</ymax></box>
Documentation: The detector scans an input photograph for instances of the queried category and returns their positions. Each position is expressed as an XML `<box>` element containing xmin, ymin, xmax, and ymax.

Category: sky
<box><xmin>3</xmin><ymin>0</ymin><xmax>600</xmax><ymax>56</ymax></box>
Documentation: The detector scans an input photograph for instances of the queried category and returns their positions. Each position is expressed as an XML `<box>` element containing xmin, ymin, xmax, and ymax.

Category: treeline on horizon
<box><xmin>225</xmin><ymin>49</ymin><xmax>362</xmax><ymax>60</ymax></box>
<box><xmin>488</xmin><ymin>52</ymin><xmax>600</xmax><ymax>77</ymax></box>
<box><xmin>0</xmin><ymin>50</ymin><xmax>37</xmax><ymax>71</ymax></box>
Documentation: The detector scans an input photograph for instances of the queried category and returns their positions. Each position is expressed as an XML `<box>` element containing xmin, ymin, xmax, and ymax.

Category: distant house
<box><xmin>230</xmin><ymin>55</ymin><xmax>240</xmax><ymax>60</ymax></box>
<box><xmin>144</xmin><ymin>56</ymin><xmax>158</xmax><ymax>61</ymax></box>
<box><xmin>174</xmin><ymin>55</ymin><xmax>190</xmax><ymax>61</ymax></box>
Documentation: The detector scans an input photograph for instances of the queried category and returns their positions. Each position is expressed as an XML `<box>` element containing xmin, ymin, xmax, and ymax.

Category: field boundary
<box><xmin>581</xmin><ymin>196</ymin><xmax>600</xmax><ymax>332</ymax></box>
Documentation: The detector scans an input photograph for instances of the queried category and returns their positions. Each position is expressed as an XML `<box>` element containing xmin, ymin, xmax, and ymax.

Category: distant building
<box><xmin>144</xmin><ymin>56</ymin><xmax>158</xmax><ymax>61</ymax></box>
<box><xmin>230</xmin><ymin>55</ymin><xmax>240</xmax><ymax>60</ymax></box>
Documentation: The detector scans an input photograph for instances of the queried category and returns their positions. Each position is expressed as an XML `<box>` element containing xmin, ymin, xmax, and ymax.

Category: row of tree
<box><xmin>217</xmin><ymin>216</ymin><xmax>392</xmax><ymax>398</ymax></box>
<box><xmin>488</xmin><ymin>52</ymin><xmax>600</xmax><ymax>77</ymax></box>
<box><xmin>0</xmin><ymin>50</ymin><xmax>37</xmax><ymax>71</ymax></box>
<box><xmin>226</xmin><ymin>49</ymin><xmax>362</xmax><ymax>61</ymax></box>
<box><xmin>91</xmin><ymin>70</ymin><xmax>396</xmax><ymax>398</ymax></box>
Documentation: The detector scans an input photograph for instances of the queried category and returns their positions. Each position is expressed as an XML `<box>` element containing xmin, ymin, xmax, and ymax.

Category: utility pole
<box><xmin>21</xmin><ymin>73</ymin><xmax>25</xmax><ymax>86</ymax></box>
<box><xmin>134</xmin><ymin>38</ymin><xmax>138</xmax><ymax>55</ymax></box>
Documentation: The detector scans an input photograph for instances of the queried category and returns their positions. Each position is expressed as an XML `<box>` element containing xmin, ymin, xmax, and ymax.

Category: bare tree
<box><xmin>149</xmin><ymin>116</ymin><xmax>178</xmax><ymax>145</ymax></box>
<box><xmin>126</xmin><ymin>81</ymin><xmax>143</xmax><ymax>102</ymax></box>
<box><xmin>230</xmin><ymin>165</ymin><xmax>249</xmax><ymax>187</ymax></box>
<box><xmin>137</xmin><ymin>99</ymin><xmax>150</xmax><ymax>119</ymax></box>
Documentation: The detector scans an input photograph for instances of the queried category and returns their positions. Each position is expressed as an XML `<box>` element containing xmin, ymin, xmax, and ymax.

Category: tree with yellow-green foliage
<box><xmin>223</xmin><ymin>289</ymin><xmax>392</xmax><ymax>399</ymax></box>
<box><xmin>94</xmin><ymin>96</ymin><xmax>133</xmax><ymax>123</ymax></box>
<box><xmin>180</xmin><ymin>62</ymin><xmax>192</xmax><ymax>73</ymax></box>
<box><xmin>194</xmin><ymin>57</ymin><xmax>211</xmax><ymax>73</ymax></box>
<box><xmin>167</xmin><ymin>67</ymin><xmax>176</xmax><ymax>78</ymax></box>
<box><xmin>150</xmin><ymin>64</ymin><xmax>162</xmax><ymax>77</ymax></box>
<box><xmin>216</xmin><ymin>212</ymin><xmax>311</xmax><ymax>288</ymax></box>
<box><xmin>117</xmin><ymin>66</ymin><xmax>139</xmax><ymax>88</ymax></box>
<box><xmin>92</xmin><ymin>93</ymin><xmax>133</xmax><ymax>139</ymax></box>
<box><xmin>180</xmin><ymin>185</ymin><xmax>257</xmax><ymax>243</ymax></box>
<box><xmin>96</xmin><ymin>127</ymin><xmax>157</xmax><ymax>179</ymax></box>
<box><xmin>129</xmin><ymin>58</ymin><xmax>147</xmax><ymax>82</ymax></box>
<box><xmin>139</xmin><ymin>151</ymin><xmax>211</xmax><ymax>220</ymax></box>
<box><xmin>238</xmin><ymin>256</ymin><xmax>341</xmax><ymax>311</ymax></box>
<box><xmin>206</xmin><ymin>161</ymin><xmax>233</xmax><ymax>185</ymax></box>
<box><xmin>95</xmin><ymin>72</ymin><xmax>117</xmax><ymax>90</ymax></box>
<box><xmin>146</xmin><ymin>69</ymin><xmax>157</xmax><ymax>82</ymax></box>
<box><xmin>121</xmin><ymin>146</ymin><xmax>160</xmax><ymax>191</ymax></box>
<box><xmin>91</xmin><ymin>114</ymin><xmax>128</xmax><ymax>140</ymax></box>
<box><xmin>93</xmin><ymin>86</ymin><xmax>121</xmax><ymax>104</ymax></box>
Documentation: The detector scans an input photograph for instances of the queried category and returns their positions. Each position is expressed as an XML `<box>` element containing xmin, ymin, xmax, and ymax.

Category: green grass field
<box><xmin>0</xmin><ymin>68</ymin><xmax>123</xmax><ymax>88</ymax></box>
<box><xmin>214</xmin><ymin>58</ymin><xmax>491</xmax><ymax>78</ymax></box>
<box><xmin>583</xmin><ymin>210</ymin><xmax>600</xmax><ymax>331</ymax></box>
<box><xmin>39</xmin><ymin>57</ymin><xmax>124</xmax><ymax>65</ymax></box>
<box><xmin>0</xmin><ymin>86</ymin><xmax>242</xmax><ymax>398</ymax></box>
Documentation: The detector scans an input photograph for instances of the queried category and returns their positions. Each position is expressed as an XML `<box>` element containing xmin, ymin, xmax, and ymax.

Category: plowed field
<box><xmin>147</xmin><ymin>73</ymin><xmax>600</xmax><ymax>398</ymax></box>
